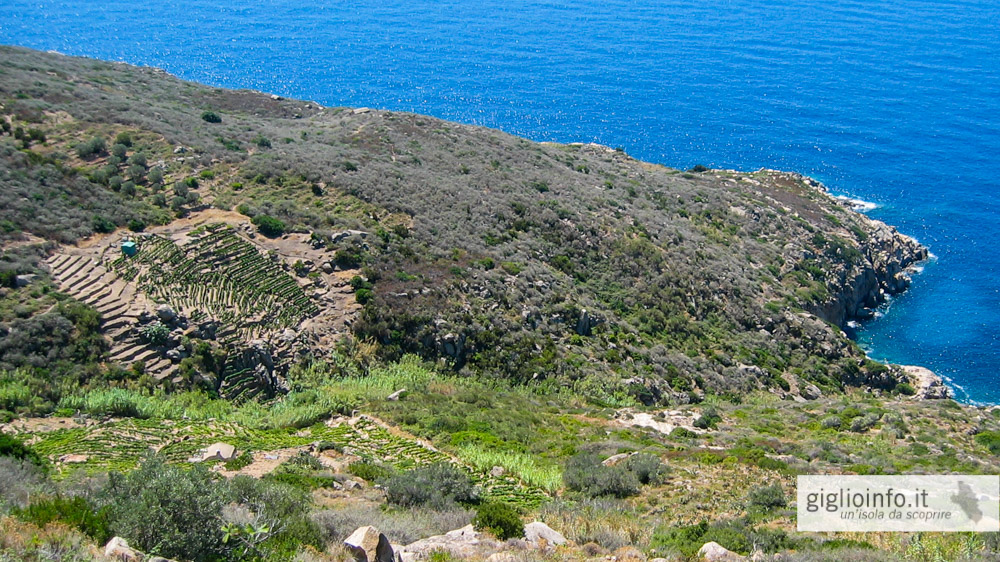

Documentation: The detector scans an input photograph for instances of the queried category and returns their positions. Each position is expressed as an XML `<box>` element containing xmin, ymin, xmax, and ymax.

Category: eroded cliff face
<box><xmin>812</xmin><ymin>216</ymin><xmax>928</xmax><ymax>328</ymax></box>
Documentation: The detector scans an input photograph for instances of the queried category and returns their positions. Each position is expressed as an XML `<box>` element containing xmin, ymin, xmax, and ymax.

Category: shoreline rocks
<box><xmin>901</xmin><ymin>364</ymin><xmax>951</xmax><ymax>400</ymax></box>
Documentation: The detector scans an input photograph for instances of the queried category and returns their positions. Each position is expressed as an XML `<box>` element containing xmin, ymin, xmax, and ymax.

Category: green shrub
<box><xmin>472</xmin><ymin>502</ymin><xmax>523</xmax><ymax>540</ymax></box>
<box><xmin>114</xmin><ymin>132</ymin><xmax>133</xmax><ymax>147</ymax></box>
<box><xmin>252</xmin><ymin>214</ymin><xmax>286</xmax><ymax>237</ymax></box>
<box><xmin>975</xmin><ymin>431</ymin><xmax>1000</xmax><ymax>455</ymax></box>
<box><xmin>0</xmin><ymin>433</ymin><xmax>46</xmax><ymax>469</ymax></box>
<box><xmin>563</xmin><ymin>452</ymin><xmax>639</xmax><ymax>498</ymax></box>
<box><xmin>140</xmin><ymin>322</ymin><xmax>170</xmax><ymax>345</ymax></box>
<box><xmin>821</xmin><ymin>415</ymin><xmax>842</xmax><ymax>430</ymax></box>
<box><xmin>355</xmin><ymin>288</ymin><xmax>373</xmax><ymax>305</ymax></box>
<box><xmin>693</xmin><ymin>406</ymin><xmax>722</xmax><ymax>429</ymax></box>
<box><xmin>12</xmin><ymin>495</ymin><xmax>111</xmax><ymax>544</ymax></box>
<box><xmin>670</xmin><ymin>427</ymin><xmax>697</xmax><ymax>439</ymax></box>
<box><xmin>849</xmin><ymin>413</ymin><xmax>879</xmax><ymax>433</ymax></box>
<box><xmin>127</xmin><ymin>218</ymin><xmax>146</xmax><ymax>232</ymax></box>
<box><xmin>384</xmin><ymin>462</ymin><xmax>478</xmax><ymax>510</ymax></box>
<box><xmin>747</xmin><ymin>483</ymin><xmax>787</xmax><ymax>510</ymax></box>
<box><xmin>92</xmin><ymin>214</ymin><xmax>115</xmax><ymax>234</ymax></box>
<box><xmin>100</xmin><ymin>457</ymin><xmax>228</xmax><ymax>560</ymax></box>
<box><xmin>348</xmin><ymin>461</ymin><xmax>393</xmax><ymax>483</ymax></box>
<box><xmin>224</xmin><ymin>450</ymin><xmax>254</xmax><ymax>471</ymax></box>
<box><xmin>201</xmin><ymin>111</ymin><xmax>222</xmax><ymax>123</ymax></box>
<box><xmin>623</xmin><ymin>453</ymin><xmax>666</xmax><ymax>485</ymax></box>
<box><xmin>75</xmin><ymin>136</ymin><xmax>106</xmax><ymax>158</ymax></box>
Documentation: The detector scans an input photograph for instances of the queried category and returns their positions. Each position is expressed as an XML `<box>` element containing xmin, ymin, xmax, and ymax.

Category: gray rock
<box><xmin>400</xmin><ymin>525</ymin><xmax>500</xmax><ymax>560</ymax></box>
<box><xmin>386</xmin><ymin>388</ymin><xmax>406</xmax><ymax>401</ymax></box>
<box><xmin>14</xmin><ymin>274</ymin><xmax>37</xmax><ymax>288</ymax></box>
<box><xmin>165</xmin><ymin>349</ymin><xmax>182</xmax><ymax>362</ymax></box>
<box><xmin>104</xmin><ymin>537</ymin><xmax>142</xmax><ymax>561</ymax></box>
<box><xmin>156</xmin><ymin>304</ymin><xmax>177</xmax><ymax>322</ymax></box>
<box><xmin>489</xmin><ymin>465</ymin><xmax>505</xmax><ymax>477</ymax></box>
<box><xmin>344</xmin><ymin>526</ymin><xmax>395</xmax><ymax>562</ymax></box>
<box><xmin>801</xmin><ymin>384</ymin><xmax>822</xmax><ymax>400</ymax></box>
<box><xmin>523</xmin><ymin>521</ymin><xmax>567</xmax><ymax>546</ymax></box>
<box><xmin>697</xmin><ymin>541</ymin><xmax>746</xmax><ymax>561</ymax></box>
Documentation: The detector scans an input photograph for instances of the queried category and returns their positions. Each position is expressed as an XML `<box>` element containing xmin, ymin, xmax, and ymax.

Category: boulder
<box><xmin>801</xmin><ymin>384</ymin><xmax>822</xmax><ymax>400</ymax></box>
<box><xmin>523</xmin><ymin>521</ymin><xmax>567</xmax><ymax>546</ymax></box>
<box><xmin>104</xmin><ymin>537</ymin><xmax>142</xmax><ymax>561</ymax></box>
<box><xmin>489</xmin><ymin>465</ymin><xmax>506</xmax><ymax>477</ymax></box>
<box><xmin>344</xmin><ymin>526</ymin><xmax>395</xmax><ymax>562</ymax></box>
<box><xmin>386</xmin><ymin>388</ymin><xmax>406</xmax><ymax>401</ymax></box>
<box><xmin>156</xmin><ymin>304</ymin><xmax>177</xmax><ymax>322</ymax></box>
<box><xmin>399</xmin><ymin>524</ymin><xmax>500</xmax><ymax>560</ymax></box>
<box><xmin>14</xmin><ymin>274</ymin><xmax>37</xmax><ymax>288</ymax></box>
<box><xmin>697</xmin><ymin>541</ymin><xmax>745</xmax><ymax>561</ymax></box>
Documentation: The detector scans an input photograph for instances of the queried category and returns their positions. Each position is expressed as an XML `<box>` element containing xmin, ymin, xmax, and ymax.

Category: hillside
<box><xmin>0</xmin><ymin>45</ymin><xmax>928</xmax><ymax>404</ymax></box>
<box><xmin>8</xmin><ymin>46</ymin><xmax>1000</xmax><ymax>562</ymax></box>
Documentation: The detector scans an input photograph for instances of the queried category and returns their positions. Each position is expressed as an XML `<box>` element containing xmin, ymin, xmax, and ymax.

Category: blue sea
<box><xmin>2</xmin><ymin>0</ymin><xmax>999</xmax><ymax>401</ymax></box>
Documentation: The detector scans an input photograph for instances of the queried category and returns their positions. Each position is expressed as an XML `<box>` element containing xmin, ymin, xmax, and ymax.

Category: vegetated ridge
<box><xmin>0</xmin><ymin>45</ymin><xmax>930</xmax><ymax>405</ymax></box>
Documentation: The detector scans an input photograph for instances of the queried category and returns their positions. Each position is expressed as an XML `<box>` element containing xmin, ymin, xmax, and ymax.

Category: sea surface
<box><xmin>2</xmin><ymin>0</ymin><xmax>999</xmax><ymax>401</ymax></box>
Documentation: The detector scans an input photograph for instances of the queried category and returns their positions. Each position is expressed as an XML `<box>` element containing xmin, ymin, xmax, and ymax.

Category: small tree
<box><xmin>201</xmin><ymin>111</ymin><xmax>222</xmax><ymax>123</ymax></box>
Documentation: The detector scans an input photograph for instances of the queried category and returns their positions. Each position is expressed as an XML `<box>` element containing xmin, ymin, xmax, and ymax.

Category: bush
<box><xmin>975</xmin><ymin>431</ymin><xmax>1000</xmax><ymax>455</ymax></box>
<box><xmin>747</xmin><ymin>483</ymin><xmax>787</xmax><ymax>510</ymax></box>
<box><xmin>100</xmin><ymin>457</ymin><xmax>228</xmax><ymax>560</ymax></box>
<box><xmin>355</xmin><ymin>288</ymin><xmax>373</xmax><ymax>305</ymax></box>
<box><xmin>201</xmin><ymin>111</ymin><xmax>222</xmax><ymax>123</ymax></box>
<box><xmin>693</xmin><ymin>406</ymin><xmax>722</xmax><ymax>430</ymax></box>
<box><xmin>0</xmin><ymin>433</ymin><xmax>46</xmax><ymax>469</ymax></box>
<box><xmin>622</xmin><ymin>453</ymin><xmax>666</xmax><ymax>485</ymax></box>
<box><xmin>75</xmin><ymin>136</ymin><xmax>106</xmax><ymax>158</ymax></box>
<box><xmin>0</xmin><ymin>457</ymin><xmax>49</xmax><ymax>510</ymax></box>
<box><xmin>472</xmin><ymin>502</ymin><xmax>523</xmax><ymax>540</ymax></box>
<box><xmin>670</xmin><ymin>427</ymin><xmax>697</xmax><ymax>439</ymax></box>
<box><xmin>140</xmin><ymin>322</ymin><xmax>170</xmax><ymax>345</ymax></box>
<box><xmin>348</xmin><ymin>461</ymin><xmax>393</xmax><ymax>483</ymax></box>
<box><xmin>849</xmin><ymin>413</ymin><xmax>879</xmax><ymax>433</ymax></box>
<box><xmin>92</xmin><ymin>214</ymin><xmax>115</xmax><ymax>234</ymax></box>
<box><xmin>252</xmin><ymin>214</ymin><xmax>286</xmax><ymax>237</ymax></box>
<box><xmin>114</xmin><ymin>132</ymin><xmax>133</xmax><ymax>147</ymax></box>
<box><xmin>563</xmin><ymin>453</ymin><xmax>640</xmax><ymax>498</ymax></box>
<box><xmin>12</xmin><ymin>495</ymin><xmax>111</xmax><ymax>544</ymax></box>
<box><xmin>384</xmin><ymin>462</ymin><xmax>478</xmax><ymax>510</ymax></box>
<box><xmin>821</xmin><ymin>415</ymin><xmax>842</xmax><ymax>430</ymax></box>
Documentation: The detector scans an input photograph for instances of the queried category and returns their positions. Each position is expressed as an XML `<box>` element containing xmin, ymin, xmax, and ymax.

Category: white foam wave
<box><xmin>846</xmin><ymin>320</ymin><xmax>861</xmax><ymax>329</ymax></box>
<box><xmin>835</xmin><ymin>195</ymin><xmax>880</xmax><ymax>212</ymax></box>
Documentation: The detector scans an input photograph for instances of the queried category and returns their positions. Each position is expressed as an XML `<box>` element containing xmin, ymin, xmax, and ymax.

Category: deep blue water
<box><xmin>2</xmin><ymin>0</ymin><xmax>999</xmax><ymax>401</ymax></box>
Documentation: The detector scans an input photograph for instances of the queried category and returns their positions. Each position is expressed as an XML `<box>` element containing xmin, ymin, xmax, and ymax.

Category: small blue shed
<box><xmin>121</xmin><ymin>241</ymin><xmax>138</xmax><ymax>257</ymax></box>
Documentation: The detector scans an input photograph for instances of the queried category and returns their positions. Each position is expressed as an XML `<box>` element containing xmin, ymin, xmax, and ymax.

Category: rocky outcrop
<box><xmin>813</xmin><ymin>217</ymin><xmax>928</xmax><ymax>329</ymax></box>
<box><xmin>398</xmin><ymin>525</ymin><xmax>500</xmax><ymax>561</ymax></box>
<box><xmin>901</xmin><ymin>365</ymin><xmax>951</xmax><ymax>399</ymax></box>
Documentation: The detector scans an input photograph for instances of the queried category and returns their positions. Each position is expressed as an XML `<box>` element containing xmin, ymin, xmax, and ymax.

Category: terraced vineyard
<box><xmin>107</xmin><ymin>224</ymin><xmax>319</xmax><ymax>341</ymax></box>
<box><xmin>45</xmin><ymin>252</ymin><xmax>179</xmax><ymax>380</ymax></box>
<box><xmin>24</xmin><ymin>416</ymin><xmax>548</xmax><ymax>508</ymax></box>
